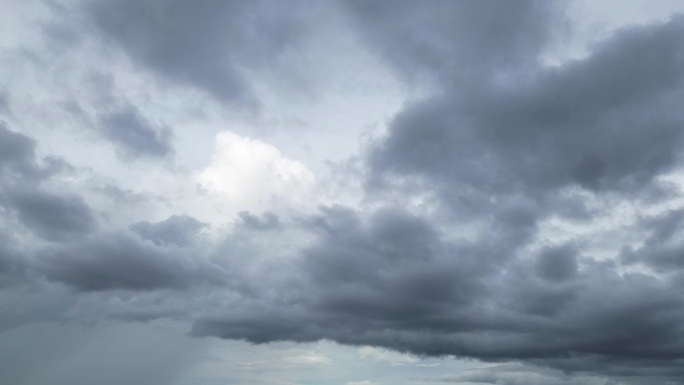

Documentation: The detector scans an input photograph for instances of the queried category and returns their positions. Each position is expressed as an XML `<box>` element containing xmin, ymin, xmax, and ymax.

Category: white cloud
<box><xmin>358</xmin><ymin>346</ymin><xmax>418</xmax><ymax>364</ymax></box>
<box><xmin>282</xmin><ymin>351</ymin><xmax>333</xmax><ymax>367</ymax></box>
<box><xmin>129</xmin><ymin>130</ymin><xmax>319</xmax><ymax>228</ymax></box>
<box><xmin>197</xmin><ymin>130</ymin><xmax>317</xmax><ymax>213</ymax></box>
<box><xmin>417</xmin><ymin>363</ymin><xmax>440</xmax><ymax>368</ymax></box>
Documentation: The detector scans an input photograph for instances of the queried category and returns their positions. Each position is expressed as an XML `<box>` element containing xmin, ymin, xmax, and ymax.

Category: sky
<box><xmin>2</xmin><ymin>1</ymin><xmax>684</xmax><ymax>384</ymax></box>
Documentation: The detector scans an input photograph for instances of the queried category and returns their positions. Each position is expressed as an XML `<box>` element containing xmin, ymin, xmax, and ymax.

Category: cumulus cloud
<box><xmin>197</xmin><ymin>130</ymin><xmax>317</xmax><ymax>212</ymax></box>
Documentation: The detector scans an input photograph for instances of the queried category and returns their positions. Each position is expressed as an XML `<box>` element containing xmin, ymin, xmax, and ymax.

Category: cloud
<box><xmin>621</xmin><ymin>208</ymin><xmax>684</xmax><ymax>274</ymax></box>
<box><xmin>36</xmin><ymin>231</ymin><xmax>223</xmax><ymax>291</ymax></box>
<box><xmin>0</xmin><ymin>124</ymin><xmax>40</xmax><ymax>179</ymax></box>
<box><xmin>343</xmin><ymin>0</ymin><xmax>562</xmax><ymax>86</ymax></box>
<box><xmin>535</xmin><ymin>243</ymin><xmax>579</xmax><ymax>282</ymax></box>
<box><xmin>2</xmin><ymin>187</ymin><xmax>97</xmax><ymax>241</ymax></box>
<box><xmin>192</xmin><ymin>207</ymin><xmax>684</xmax><ymax>381</ymax></box>
<box><xmin>99</xmin><ymin>106</ymin><xmax>172</xmax><ymax>159</ymax></box>
<box><xmin>418</xmin><ymin>363</ymin><xmax>618</xmax><ymax>385</ymax></box>
<box><xmin>85</xmin><ymin>0</ymin><xmax>318</xmax><ymax>104</ymax></box>
<box><xmin>130</xmin><ymin>215</ymin><xmax>206</xmax><ymax>246</ymax></box>
<box><xmin>369</xmin><ymin>16</ymin><xmax>684</xmax><ymax>215</ymax></box>
<box><xmin>281</xmin><ymin>350</ymin><xmax>332</xmax><ymax>367</ymax></box>
<box><xmin>0</xmin><ymin>125</ymin><xmax>71</xmax><ymax>181</ymax></box>
<box><xmin>0</xmin><ymin>231</ymin><xmax>27</xmax><ymax>287</ymax></box>
<box><xmin>95</xmin><ymin>184</ymin><xmax>152</xmax><ymax>205</ymax></box>
<box><xmin>172</xmin><ymin>17</ymin><xmax>684</xmax><ymax>383</ymax></box>
<box><xmin>19</xmin><ymin>5</ymin><xmax>683</xmax><ymax>384</ymax></box>
<box><xmin>0</xmin><ymin>89</ymin><xmax>8</xmax><ymax>113</ymax></box>
<box><xmin>196</xmin><ymin>130</ymin><xmax>316</xmax><ymax>212</ymax></box>
<box><xmin>358</xmin><ymin>346</ymin><xmax>417</xmax><ymax>364</ymax></box>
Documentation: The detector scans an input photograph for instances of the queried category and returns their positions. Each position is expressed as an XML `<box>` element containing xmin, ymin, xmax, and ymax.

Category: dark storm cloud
<box><xmin>0</xmin><ymin>126</ymin><xmax>91</xmax><ymax>257</ymax></box>
<box><xmin>0</xmin><ymin>231</ymin><xmax>26</xmax><ymax>283</ymax></box>
<box><xmin>37</xmin><ymin>232</ymin><xmax>223</xmax><ymax>291</ymax></box>
<box><xmin>299</xmin><ymin>207</ymin><xmax>488</xmax><ymax>314</ymax></box>
<box><xmin>85</xmin><ymin>0</ymin><xmax>315</xmax><ymax>104</ymax></box>
<box><xmin>621</xmin><ymin>208</ymin><xmax>684</xmax><ymax>272</ymax></box>
<box><xmin>343</xmin><ymin>0</ymin><xmax>561</xmax><ymax>85</ymax></box>
<box><xmin>370</xmin><ymin>15</ymin><xmax>684</xmax><ymax>207</ymax></box>
<box><xmin>0</xmin><ymin>243</ymin><xmax>19</xmax><ymax>275</ymax></box>
<box><xmin>194</xmin><ymin>206</ymin><xmax>522</xmax><ymax>345</ymax></box>
<box><xmin>535</xmin><ymin>244</ymin><xmax>578</xmax><ymax>282</ymax></box>
<box><xmin>1</xmin><ymin>188</ymin><xmax>96</xmax><ymax>242</ymax></box>
<box><xmin>193</xmin><ymin>206</ymin><xmax>684</xmax><ymax>383</ymax></box>
<box><xmin>130</xmin><ymin>215</ymin><xmax>206</xmax><ymax>246</ymax></box>
<box><xmin>100</xmin><ymin>106</ymin><xmax>172</xmax><ymax>159</ymax></box>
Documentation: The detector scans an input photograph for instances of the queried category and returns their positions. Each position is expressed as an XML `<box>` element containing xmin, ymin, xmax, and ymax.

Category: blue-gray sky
<box><xmin>2</xmin><ymin>1</ymin><xmax>684</xmax><ymax>384</ymax></box>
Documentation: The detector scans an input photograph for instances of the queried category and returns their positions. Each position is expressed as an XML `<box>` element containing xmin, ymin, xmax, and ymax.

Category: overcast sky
<box><xmin>3</xmin><ymin>1</ymin><xmax>684</xmax><ymax>384</ymax></box>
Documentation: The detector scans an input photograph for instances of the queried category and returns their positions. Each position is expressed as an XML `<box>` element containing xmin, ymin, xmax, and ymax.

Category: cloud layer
<box><xmin>3</xmin><ymin>1</ymin><xmax>684</xmax><ymax>384</ymax></box>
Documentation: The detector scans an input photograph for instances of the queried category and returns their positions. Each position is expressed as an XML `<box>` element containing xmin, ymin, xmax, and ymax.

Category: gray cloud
<box><xmin>535</xmin><ymin>244</ymin><xmax>578</xmax><ymax>282</ymax></box>
<box><xmin>100</xmin><ymin>106</ymin><xmax>172</xmax><ymax>159</ymax></box>
<box><xmin>85</xmin><ymin>0</ymin><xmax>316</xmax><ymax>104</ymax></box>
<box><xmin>0</xmin><ymin>90</ymin><xmax>9</xmax><ymax>113</ymax></box>
<box><xmin>370</xmin><ymin>16</ymin><xmax>684</xmax><ymax>211</ymax></box>
<box><xmin>130</xmin><ymin>215</ymin><xmax>206</xmax><ymax>247</ymax></box>
<box><xmin>2</xmin><ymin>188</ymin><xmax>97</xmax><ymax>242</ymax></box>
<box><xmin>0</xmin><ymin>125</ymin><xmax>72</xmax><ymax>181</ymax></box>
<box><xmin>193</xmin><ymin>206</ymin><xmax>527</xmax><ymax>346</ymax></box>
<box><xmin>37</xmin><ymin>231</ymin><xmax>223</xmax><ymax>291</ymax></box>
<box><xmin>237</xmin><ymin>211</ymin><xmax>281</xmax><ymax>231</ymax></box>
<box><xmin>189</xmin><ymin>11</ymin><xmax>684</xmax><ymax>384</ymax></box>
<box><xmin>417</xmin><ymin>363</ymin><xmax>619</xmax><ymax>385</ymax></box>
<box><xmin>0</xmin><ymin>243</ymin><xmax>19</xmax><ymax>275</ymax></box>
<box><xmin>0</xmin><ymin>124</ymin><xmax>40</xmax><ymax>179</ymax></box>
<box><xmin>95</xmin><ymin>184</ymin><xmax>152</xmax><ymax>205</ymax></box>
<box><xmin>344</xmin><ymin>0</ymin><xmax>562</xmax><ymax>86</ymax></box>
<box><xmin>192</xmin><ymin>205</ymin><xmax>684</xmax><ymax>384</ymax></box>
<box><xmin>0</xmin><ymin>231</ymin><xmax>26</xmax><ymax>286</ymax></box>
<box><xmin>621</xmin><ymin>208</ymin><xmax>684</xmax><ymax>272</ymax></box>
